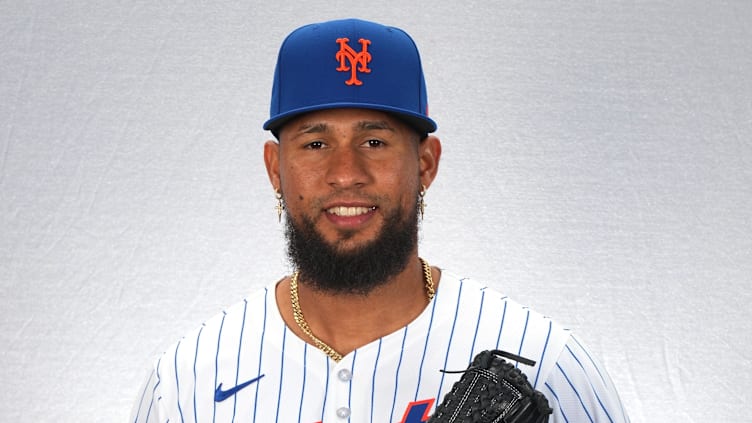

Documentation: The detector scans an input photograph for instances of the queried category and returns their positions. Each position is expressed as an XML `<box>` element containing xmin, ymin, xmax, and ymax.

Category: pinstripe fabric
<box><xmin>131</xmin><ymin>270</ymin><xmax>628</xmax><ymax>423</ymax></box>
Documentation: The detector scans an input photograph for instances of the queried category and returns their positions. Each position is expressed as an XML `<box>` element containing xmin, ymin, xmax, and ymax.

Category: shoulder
<box><xmin>436</xmin><ymin>269</ymin><xmax>571</xmax><ymax>342</ymax></box>
<box><xmin>132</xmin><ymin>284</ymin><xmax>282</xmax><ymax>422</ymax></box>
<box><xmin>432</xmin><ymin>269</ymin><xmax>572</xmax><ymax>381</ymax></box>
<box><xmin>153</xmin><ymin>284</ymin><xmax>278</xmax><ymax>372</ymax></box>
<box><xmin>435</xmin><ymin>270</ymin><xmax>629</xmax><ymax>422</ymax></box>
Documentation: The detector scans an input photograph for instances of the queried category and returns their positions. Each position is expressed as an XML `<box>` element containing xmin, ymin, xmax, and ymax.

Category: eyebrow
<box><xmin>299</xmin><ymin>122</ymin><xmax>329</xmax><ymax>134</ymax></box>
<box><xmin>297</xmin><ymin>120</ymin><xmax>396</xmax><ymax>135</ymax></box>
<box><xmin>356</xmin><ymin>120</ymin><xmax>396</xmax><ymax>132</ymax></box>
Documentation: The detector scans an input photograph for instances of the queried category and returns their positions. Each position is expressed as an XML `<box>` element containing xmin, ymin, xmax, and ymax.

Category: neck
<box><xmin>277</xmin><ymin>255</ymin><xmax>439</xmax><ymax>359</ymax></box>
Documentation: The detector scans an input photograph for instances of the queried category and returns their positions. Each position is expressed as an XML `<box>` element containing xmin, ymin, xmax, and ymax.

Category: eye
<box><xmin>363</xmin><ymin>138</ymin><xmax>385</xmax><ymax>148</ymax></box>
<box><xmin>305</xmin><ymin>140</ymin><xmax>325</xmax><ymax>149</ymax></box>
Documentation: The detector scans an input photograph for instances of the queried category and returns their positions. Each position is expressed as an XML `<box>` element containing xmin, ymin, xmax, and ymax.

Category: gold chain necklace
<box><xmin>289</xmin><ymin>258</ymin><xmax>434</xmax><ymax>362</ymax></box>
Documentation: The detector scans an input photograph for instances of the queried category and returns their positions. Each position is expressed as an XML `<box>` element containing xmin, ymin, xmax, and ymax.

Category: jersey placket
<box><xmin>328</xmin><ymin>356</ymin><xmax>356</xmax><ymax>421</ymax></box>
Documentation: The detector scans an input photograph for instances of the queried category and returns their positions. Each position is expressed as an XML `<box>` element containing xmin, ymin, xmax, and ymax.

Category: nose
<box><xmin>325</xmin><ymin>145</ymin><xmax>369</xmax><ymax>189</ymax></box>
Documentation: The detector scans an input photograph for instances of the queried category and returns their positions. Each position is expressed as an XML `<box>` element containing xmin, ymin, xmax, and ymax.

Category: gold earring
<box><xmin>275</xmin><ymin>189</ymin><xmax>284</xmax><ymax>223</ymax></box>
<box><xmin>418</xmin><ymin>185</ymin><xmax>427</xmax><ymax>220</ymax></box>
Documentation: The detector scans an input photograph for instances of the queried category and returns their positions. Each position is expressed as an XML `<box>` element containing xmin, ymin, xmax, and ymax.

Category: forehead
<box><xmin>278</xmin><ymin>108</ymin><xmax>414</xmax><ymax>139</ymax></box>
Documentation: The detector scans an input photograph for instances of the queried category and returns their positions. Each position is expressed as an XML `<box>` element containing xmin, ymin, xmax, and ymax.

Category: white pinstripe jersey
<box><xmin>132</xmin><ymin>270</ymin><xmax>629</xmax><ymax>423</ymax></box>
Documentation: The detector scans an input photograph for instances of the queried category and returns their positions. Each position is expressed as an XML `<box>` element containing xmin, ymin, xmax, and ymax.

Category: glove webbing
<box><xmin>427</xmin><ymin>350</ymin><xmax>552</xmax><ymax>423</ymax></box>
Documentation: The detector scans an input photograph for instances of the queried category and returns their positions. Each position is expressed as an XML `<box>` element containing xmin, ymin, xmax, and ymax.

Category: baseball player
<box><xmin>131</xmin><ymin>18</ymin><xmax>629</xmax><ymax>423</ymax></box>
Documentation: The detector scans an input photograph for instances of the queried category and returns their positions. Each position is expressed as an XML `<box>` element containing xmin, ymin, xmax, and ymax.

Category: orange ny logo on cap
<box><xmin>335</xmin><ymin>38</ymin><xmax>372</xmax><ymax>86</ymax></box>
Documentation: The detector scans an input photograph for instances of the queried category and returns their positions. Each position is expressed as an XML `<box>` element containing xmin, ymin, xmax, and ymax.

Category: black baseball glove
<box><xmin>427</xmin><ymin>350</ymin><xmax>553</xmax><ymax>423</ymax></box>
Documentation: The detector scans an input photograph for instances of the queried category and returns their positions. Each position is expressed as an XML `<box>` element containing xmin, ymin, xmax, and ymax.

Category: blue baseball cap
<box><xmin>264</xmin><ymin>18</ymin><xmax>437</xmax><ymax>137</ymax></box>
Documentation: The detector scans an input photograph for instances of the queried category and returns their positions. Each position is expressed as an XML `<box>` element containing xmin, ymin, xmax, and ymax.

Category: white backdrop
<box><xmin>2</xmin><ymin>1</ymin><xmax>751</xmax><ymax>422</ymax></box>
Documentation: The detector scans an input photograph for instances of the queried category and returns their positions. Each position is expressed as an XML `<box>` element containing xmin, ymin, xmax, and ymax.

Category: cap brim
<box><xmin>264</xmin><ymin>103</ymin><xmax>437</xmax><ymax>137</ymax></box>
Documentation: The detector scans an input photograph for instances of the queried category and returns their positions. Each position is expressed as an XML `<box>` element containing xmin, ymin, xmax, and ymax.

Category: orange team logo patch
<box><xmin>335</xmin><ymin>37</ymin><xmax>372</xmax><ymax>86</ymax></box>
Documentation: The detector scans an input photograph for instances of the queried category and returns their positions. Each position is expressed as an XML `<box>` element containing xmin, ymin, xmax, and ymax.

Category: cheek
<box><xmin>381</xmin><ymin>162</ymin><xmax>420</xmax><ymax>198</ymax></box>
<box><xmin>280</xmin><ymin>163</ymin><xmax>318</xmax><ymax>205</ymax></box>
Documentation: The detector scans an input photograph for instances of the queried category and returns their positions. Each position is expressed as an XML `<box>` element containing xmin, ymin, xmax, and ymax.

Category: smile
<box><xmin>326</xmin><ymin>206</ymin><xmax>377</xmax><ymax>217</ymax></box>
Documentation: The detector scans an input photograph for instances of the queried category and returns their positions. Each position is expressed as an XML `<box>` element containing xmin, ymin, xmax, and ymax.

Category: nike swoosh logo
<box><xmin>214</xmin><ymin>374</ymin><xmax>265</xmax><ymax>402</ymax></box>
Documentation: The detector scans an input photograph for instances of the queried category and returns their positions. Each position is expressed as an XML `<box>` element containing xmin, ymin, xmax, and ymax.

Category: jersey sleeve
<box><xmin>130</xmin><ymin>359</ymin><xmax>166</xmax><ymax>423</ymax></box>
<box><xmin>541</xmin><ymin>334</ymin><xmax>630</xmax><ymax>423</ymax></box>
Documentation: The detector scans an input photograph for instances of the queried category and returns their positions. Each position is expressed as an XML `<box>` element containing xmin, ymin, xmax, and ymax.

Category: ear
<box><xmin>418</xmin><ymin>135</ymin><xmax>442</xmax><ymax>189</ymax></box>
<box><xmin>263</xmin><ymin>140</ymin><xmax>281</xmax><ymax>191</ymax></box>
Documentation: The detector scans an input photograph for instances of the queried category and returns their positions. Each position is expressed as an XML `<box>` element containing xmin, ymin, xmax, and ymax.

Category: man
<box><xmin>131</xmin><ymin>18</ymin><xmax>628</xmax><ymax>423</ymax></box>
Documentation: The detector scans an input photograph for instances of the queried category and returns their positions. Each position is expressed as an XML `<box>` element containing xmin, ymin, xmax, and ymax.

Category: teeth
<box><xmin>327</xmin><ymin>206</ymin><xmax>375</xmax><ymax>217</ymax></box>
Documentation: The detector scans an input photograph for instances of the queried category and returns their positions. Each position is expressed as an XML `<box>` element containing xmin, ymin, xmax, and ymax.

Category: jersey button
<box><xmin>337</xmin><ymin>368</ymin><xmax>352</xmax><ymax>381</ymax></box>
<box><xmin>336</xmin><ymin>407</ymin><xmax>351</xmax><ymax>418</ymax></box>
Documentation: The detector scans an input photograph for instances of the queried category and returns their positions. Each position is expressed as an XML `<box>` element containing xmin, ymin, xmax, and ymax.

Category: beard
<box><xmin>284</xmin><ymin>200</ymin><xmax>419</xmax><ymax>296</ymax></box>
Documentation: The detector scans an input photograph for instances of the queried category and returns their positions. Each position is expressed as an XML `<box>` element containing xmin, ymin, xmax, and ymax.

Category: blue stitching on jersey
<box><xmin>252</xmin><ymin>288</ymin><xmax>268</xmax><ymax>423</ymax></box>
<box><xmin>274</xmin><ymin>326</ymin><xmax>287</xmax><ymax>423</ymax></box>
<box><xmin>298</xmin><ymin>344</ymin><xmax>307</xmax><ymax>422</ymax></box>
<box><xmin>231</xmin><ymin>299</ymin><xmax>249</xmax><ymax>422</ymax></box>
<box><xmin>565</xmin><ymin>344</ymin><xmax>615</xmax><ymax>423</ymax></box>
<box><xmin>321</xmin><ymin>353</ymin><xmax>330</xmax><ymax>421</ymax></box>
<box><xmin>370</xmin><ymin>338</ymin><xmax>382</xmax><ymax>423</ymax></box>
<box><xmin>174</xmin><ymin>339</ymin><xmax>185</xmax><ymax>423</ymax></box>
<box><xmin>576</xmin><ymin>333</ymin><xmax>628</xmax><ymax>422</ymax></box>
<box><xmin>151</xmin><ymin>358</ymin><xmax>162</xmax><ymax>423</ymax></box>
<box><xmin>152</xmin><ymin>361</ymin><xmax>163</xmax><ymax>422</ymax></box>
<box><xmin>213</xmin><ymin>311</ymin><xmax>227</xmax><ymax>423</ymax></box>
<box><xmin>495</xmin><ymin>300</ymin><xmax>508</xmax><ymax>349</ymax></box>
<box><xmin>436</xmin><ymin>280</ymin><xmax>463</xmax><ymax>403</ymax></box>
<box><xmin>133</xmin><ymin>368</ymin><xmax>154</xmax><ymax>423</ymax></box>
<box><xmin>571</xmin><ymin>335</ymin><xmax>607</xmax><ymax>386</ymax></box>
<box><xmin>517</xmin><ymin>310</ymin><xmax>531</xmax><ymax>368</ymax></box>
<box><xmin>571</xmin><ymin>335</ymin><xmax>627</xmax><ymax>420</ymax></box>
<box><xmin>556</xmin><ymin>362</ymin><xmax>595</xmax><ymax>423</ymax></box>
<box><xmin>414</xmin><ymin>283</ymin><xmax>439</xmax><ymax>402</ymax></box>
<box><xmin>533</xmin><ymin>321</ymin><xmax>552</xmax><ymax>388</ymax></box>
<box><xmin>348</xmin><ymin>350</ymin><xmax>357</xmax><ymax>423</ymax></box>
<box><xmin>469</xmin><ymin>289</ymin><xmax>485</xmax><ymax>362</ymax></box>
<box><xmin>544</xmin><ymin>381</ymin><xmax>570</xmax><ymax>423</ymax></box>
<box><xmin>192</xmin><ymin>324</ymin><xmax>205</xmax><ymax>421</ymax></box>
<box><xmin>390</xmin><ymin>326</ymin><xmax>409</xmax><ymax>420</ymax></box>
